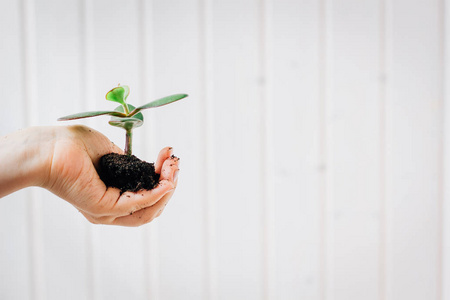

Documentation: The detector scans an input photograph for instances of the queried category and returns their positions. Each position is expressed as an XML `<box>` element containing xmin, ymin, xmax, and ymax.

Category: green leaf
<box><xmin>58</xmin><ymin>110</ymin><xmax>127</xmax><ymax>121</ymax></box>
<box><xmin>109</xmin><ymin>117</ymin><xmax>143</xmax><ymax>131</ymax></box>
<box><xmin>129</xmin><ymin>93</ymin><xmax>188</xmax><ymax>116</ymax></box>
<box><xmin>105</xmin><ymin>85</ymin><xmax>130</xmax><ymax>105</ymax></box>
<box><xmin>108</xmin><ymin>105</ymin><xmax>144</xmax><ymax>131</ymax></box>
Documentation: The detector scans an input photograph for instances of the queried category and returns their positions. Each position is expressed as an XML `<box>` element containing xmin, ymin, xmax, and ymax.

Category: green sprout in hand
<box><xmin>58</xmin><ymin>85</ymin><xmax>188</xmax><ymax>155</ymax></box>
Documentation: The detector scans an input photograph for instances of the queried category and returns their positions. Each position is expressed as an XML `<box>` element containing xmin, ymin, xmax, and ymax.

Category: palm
<box><xmin>47</xmin><ymin>125</ymin><xmax>179</xmax><ymax>226</ymax></box>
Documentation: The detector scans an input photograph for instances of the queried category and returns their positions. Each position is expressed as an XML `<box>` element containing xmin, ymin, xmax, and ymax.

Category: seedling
<box><xmin>58</xmin><ymin>85</ymin><xmax>188</xmax><ymax>155</ymax></box>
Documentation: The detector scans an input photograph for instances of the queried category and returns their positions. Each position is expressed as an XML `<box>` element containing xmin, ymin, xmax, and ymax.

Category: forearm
<box><xmin>0</xmin><ymin>127</ymin><xmax>55</xmax><ymax>198</ymax></box>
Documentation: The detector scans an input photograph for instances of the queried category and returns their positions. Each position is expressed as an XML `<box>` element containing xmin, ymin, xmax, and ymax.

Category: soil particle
<box><xmin>99</xmin><ymin>153</ymin><xmax>160</xmax><ymax>193</ymax></box>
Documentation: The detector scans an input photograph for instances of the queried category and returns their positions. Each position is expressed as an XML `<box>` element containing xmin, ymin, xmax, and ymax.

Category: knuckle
<box><xmin>159</xmin><ymin>179</ymin><xmax>175</xmax><ymax>190</ymax></box>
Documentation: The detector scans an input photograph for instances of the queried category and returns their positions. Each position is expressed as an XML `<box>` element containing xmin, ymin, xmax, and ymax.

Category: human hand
<box><xmin>45</xmin><ymin>125</ymin><xmax>179</xmax><ymax>226</ymax></box>
<box><xmin>0</xmin><ymin>125</ymin><xmax>179</xmax><ymax>226</ymax></box>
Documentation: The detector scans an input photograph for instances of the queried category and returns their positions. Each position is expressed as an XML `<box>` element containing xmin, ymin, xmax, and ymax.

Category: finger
<box><xmin>154</xmin><ymin>188</ymin><xmax>176</xmax><ymax>218</ymax></box>
<box><xmin>160</xmin><ymin>155</ymin><xmax>180</xmax><ymax>182</ymax></box>
<box><xmin>112</xmin><ymin>187</ymin><xmax>174</xmax><ymax>226</ymax></box>
<box><xmin>85</xmin><ymin>156</ymin><xmax>178</xmax><ymax>219</ymax></box>
<box><xmin>147</xmin><ymin>173</ymin><xmax>178</xmax><ymax>220</ymax></box>
<box><xmin>81</xmin><ymin>181</ymin><xmax>175</xmax><ymax>225</ymax></box>
<box><xmin>155</xmin><ymin>147</ymin><xmax>173</xmax><ymax>174</ymax></box>
<box><xmin>79</xmin><ymin>186</ymin><xmax>121</xmax><ymax>218</ymax></box>
<box><xmin>113</xmin><ymin>179</ymin><xmax>175</xmax><ymax>216</ymax></box>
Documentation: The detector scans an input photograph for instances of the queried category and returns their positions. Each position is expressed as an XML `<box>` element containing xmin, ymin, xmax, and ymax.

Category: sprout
<box><xmin>58</xmin><ymin>85</ymin><xmax>188</xmax><ymax>155</ymax></box>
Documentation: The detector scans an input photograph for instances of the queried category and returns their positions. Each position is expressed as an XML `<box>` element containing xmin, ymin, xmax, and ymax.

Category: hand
<box><xmin>46</xmin><ymin>125</ymin><xmax>179</xmax><ymax>226</ymax></box>
<box><xmin>0</xmin><ymin>125</ymin><xmax>180</xmax><ymax>227</ymax></box>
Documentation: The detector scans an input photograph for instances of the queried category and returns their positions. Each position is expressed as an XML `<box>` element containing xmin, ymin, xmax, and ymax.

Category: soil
<box><xmin>98</xmin><ymin>153</ymin><xmax>160</xmax><ymax>193</ymax></box>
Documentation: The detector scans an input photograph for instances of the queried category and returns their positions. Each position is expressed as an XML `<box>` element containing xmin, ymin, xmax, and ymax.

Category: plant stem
<box><xmin>123</xmin><ymin>104</ymin><xmax>130</xmax><ymax>115</ymax></box>
<box><xmin>125</xmin><ymin>129</ymin><xmax>133</xmax><ymax>155</ymax></box>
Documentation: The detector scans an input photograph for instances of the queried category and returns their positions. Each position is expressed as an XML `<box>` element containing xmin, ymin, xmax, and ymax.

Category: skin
<box><xmin>0</xmin><ymin>125</ymin><xmax>179</xmax><ymax>227</ymax></box>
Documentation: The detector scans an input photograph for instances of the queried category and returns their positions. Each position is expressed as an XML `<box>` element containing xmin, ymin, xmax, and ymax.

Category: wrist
<box><xmin>0</xmin><ymin>127</ymin><xmax>56</xmax><ymax>197</ymax></box>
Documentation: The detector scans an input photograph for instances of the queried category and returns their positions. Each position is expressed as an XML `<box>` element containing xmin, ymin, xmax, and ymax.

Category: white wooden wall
<box><xmin>0</xmin><ymin>0</ymin><xmax>448</xmax><ymax>299</ymax></box>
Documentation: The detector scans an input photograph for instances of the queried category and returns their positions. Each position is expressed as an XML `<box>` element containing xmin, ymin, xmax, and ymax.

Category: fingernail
<box><xmin>173</xmin><ymin>170</ymin><xmax>179</xmax><ymax>182</ymax></box>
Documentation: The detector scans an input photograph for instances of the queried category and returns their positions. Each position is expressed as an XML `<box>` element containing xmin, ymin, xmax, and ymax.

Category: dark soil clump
<box><xmin>99</xmin><ymin>153</ymin><xmax>160</xmax><ymax>193</ymax></box>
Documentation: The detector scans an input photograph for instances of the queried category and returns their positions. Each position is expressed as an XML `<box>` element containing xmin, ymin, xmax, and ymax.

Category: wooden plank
<box><xmin>199</xmin><ymin>0</ymin><xmax>219</xmax><ymax>299</ymax></box>
<box><xmin>320</xmin><ymin>0</ymin><xmax>334</xmax><ymax>298</ymax></box>
<box><xmin>0</xmin><ymin>3</ymin><xmax>32</xmax><ymax>300</ymax></box>
<box><xmin>211</xmin><ymin>0</ymin><xmax>264</xmax><ymax>298</ymax></box>
<box><xmin>386</xmin><ymin>0</ymin><xmax>442</xmax><ymax>299</ymax></box>
<box><xmin>151</xmin><ymin>0</ymin><xmax>206</xmax><ymax>299</ymax></box>
<box><xmin>329</xmin><ymin>1</ymin><xmax>382</xmax><ymax>299</ymax></box>
<box><xmin>88</xmin><ymin>1</ymin><xmax>148</xmax><ymax>299</ymax></box>
<box><xmin>137</xmin><ymin>0</ymin><xmax>161</xmax><ymax>299</ymax></box>
<box><xmin>271</xmin><ymin>0</ymin><xmax>321</xmax><ymax>299</ymax></box>
<box><xmin>80</xmin><ymin>0</ymin><xmax>96</xmax><ymax>298</ymax></box>
<box><xmin>260</xmin><ymin>0</ymin><xmax>276</xmax><ymax>299</ymax></box>
<box><xmin>21</xmin><ymin>0</ymin><xmax>46</xmax><ymax>299</ymax></box>
<box><xmin>31</xmin><ymin>0</ymin><xmax>91</xmax><ymax>299</ymax></box>
<box><xmin>442</xmin><ymin>0</ymin><xmax>450</xmax><ymax>298</ymax></box>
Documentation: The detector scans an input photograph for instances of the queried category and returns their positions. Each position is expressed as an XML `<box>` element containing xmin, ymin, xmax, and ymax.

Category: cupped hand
<box><xmin>44</xmin><ymin>125</ymin><xmax>179</xmax><ymax>226</ymax></box>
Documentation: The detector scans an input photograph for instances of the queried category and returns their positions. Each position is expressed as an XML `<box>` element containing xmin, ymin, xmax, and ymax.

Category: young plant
<box><xmin>58</xmin><ymin>85</ymin><xmax>188</xmax><ymax>155</ymax></box>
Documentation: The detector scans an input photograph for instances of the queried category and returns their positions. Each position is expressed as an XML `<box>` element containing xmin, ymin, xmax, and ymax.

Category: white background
<box><xmin>0</xmin><ymin>0</ymin><xmax>448</xmax><ymax>299</ymax></box>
